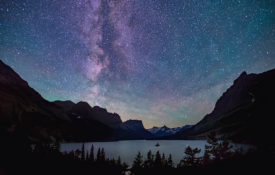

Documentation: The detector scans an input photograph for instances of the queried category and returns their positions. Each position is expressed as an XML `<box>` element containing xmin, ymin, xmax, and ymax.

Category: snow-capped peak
<box><xmin>147</xmin><ymin>125</ymin><xmax>194</xmax><ymax>137</ymax></box>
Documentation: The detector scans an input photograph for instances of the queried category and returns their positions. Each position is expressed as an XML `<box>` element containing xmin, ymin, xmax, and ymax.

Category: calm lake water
<box><xmin>60</xmin><ymin>140</ymin><xmax>254</xmax><ymax>166</ymax></box>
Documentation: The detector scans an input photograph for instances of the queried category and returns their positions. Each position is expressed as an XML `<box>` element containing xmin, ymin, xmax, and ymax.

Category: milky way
<box><xmin>1</xmin><ymin>0</ymin><xmax>275</xmax><ymax>128</ymax></box>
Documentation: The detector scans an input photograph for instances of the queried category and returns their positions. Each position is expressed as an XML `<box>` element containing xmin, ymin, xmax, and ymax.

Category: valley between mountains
<box><xmin>1</xmin><ymin>60</ymin><xmax>275</xmax><ymax>146</ymax></box>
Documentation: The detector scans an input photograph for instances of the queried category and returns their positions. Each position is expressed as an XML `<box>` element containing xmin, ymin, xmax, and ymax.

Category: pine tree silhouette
<box><xmin>69</xmin><ymin>150</ymin><xmax>75</xmax><ymax>159</ymax></box>
<box><xmin>179</xmin><ymin>146</ymin><xmax>201</xmax><ymax>167</ymax></box>
<box><xmin>133</xmin><ymin>151</ymin><xmax>143</xmax><ymax>168</ymax></box>
<box><xmin>97</xmin><ymin>147</ymin><xmax>101</xmax><ymax>162</ymax></box>
<box><xmin>90</xmin><ymin>144</ymin><xmax>94</xmax><ymax>162</ymax></box>
<box><xmin>167</xmin><ymin>154</ymin><xmax>174</xmax><ymax>167</ymax></box>
<box><xmin>161</xmin><ymin>153</ymin><xmax>166</xmax><ymax>166</ymax></box>
<box><xmin>202</xmin><ymin>149</ymin><xmax>211</xmax><ymax>165</ymax></box>
<box><xmin>64</xmin><ymin>151</ymin><xmax>68</xmax><ymax>157</ymax></box>
<box><xmin>206</xmin><ymin>131</ymin><xmax>233</xmax><ymax>162</ymax></box>
<box><xmin>75</xmin><ymin>149</ymin><xmax>81</xmax><ymax>159</ymax></box>
<box><xmin>51</xmin><ymin>141</ymin><xmax>61</xmax><ymax>152</ymax></box>
<box><xmin>143</xmin><ymin>150</ymin><xmax>154</xmax><ymax>168</ymax></box>
<box><xmin>117</xmin><ymin>156</ymin><xmax>121</xmax><ymax>166</ymax></box>
<box><xmin>206</xmin><ymin>131</ymin><xmax>220</xmax><ymax>162</ymax></box>
<box><xmin>86</xmin><ymin>151</ymin><xmax>89</xmax><ymax>161</ymax></box>
<box><xmin>81</xmin><ymin>142</ymin><xmax>85</xmax><ymax>162</ymax></box>
<box><xmin>100</xmin><ymin>148</ymin><xmax>106</xmax><ymax>162</ymax></box>
<box><xmin>154</xmin><ymin>151</ymin><xmax>162</xmax><ymax>167</ymax></box>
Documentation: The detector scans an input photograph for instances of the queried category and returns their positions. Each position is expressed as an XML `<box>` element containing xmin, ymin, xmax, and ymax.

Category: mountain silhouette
<box><xmin>0</xmin><ymin>60</ymin><xmax>80</xmax><ymax>142</ymax></box>
<box><xmin>147</xmin><ymin>125</ymin><xmax>194</xmax><ymax>137</ymax></box>
<box><xmin>124</xmin><ymin>120</ymin><xmax>156</xmax><ymax>139</ymax></box>
<box><xmin>154</xmin><ymin>68</ymin><xmax>275</xmax><ymax>145</ymax></box>
<box><xmin>0</xmin><ymin>60</ymin><xmax>149</xmax><ymax>142</ymax></box>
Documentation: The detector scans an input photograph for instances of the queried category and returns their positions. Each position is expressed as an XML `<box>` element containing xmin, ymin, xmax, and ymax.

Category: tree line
<box><xmin>0</xmin><ymin>131</ymin><xmax>274</xmax><ymax>175</ymax></box>
<box><xmin>130</xmin><ymin>131</ymin><xmax>275</xmax><ymax>175</ymax></box>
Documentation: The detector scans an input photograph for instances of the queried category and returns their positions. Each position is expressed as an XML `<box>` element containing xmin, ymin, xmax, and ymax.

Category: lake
<box><xmin>60</xmin><ymin>140</ymin><xmax>254</xmax><ymax>166</ymax></box>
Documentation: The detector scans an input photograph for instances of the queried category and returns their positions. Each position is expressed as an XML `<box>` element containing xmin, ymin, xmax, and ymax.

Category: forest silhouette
<box><xmin>1</xmin><ymin>130</ymin><xmax>274</xmax><ymax>175</ymax></box>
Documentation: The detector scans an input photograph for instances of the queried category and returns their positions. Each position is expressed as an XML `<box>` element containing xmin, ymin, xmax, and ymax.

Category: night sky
<box><xmin>1</xmin><ymin>0</ymin><xmax>275</xmax><ymax>128</ymax></box>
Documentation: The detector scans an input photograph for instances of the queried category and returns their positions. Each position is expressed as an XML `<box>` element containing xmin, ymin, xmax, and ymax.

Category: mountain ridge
<box><xmin>152</xmin><ymin>68</ymin><xmax>275</xmax><ymax>145</ymax></box>
<box><xmin>0</xmin><ymin>60</ymin><xmax>151</xmax><ymax>142</ymax></box>
<box><xmin>147</xmin><ymin>125</ymin><xmax>194</xmax><ymax>137</ymax></box>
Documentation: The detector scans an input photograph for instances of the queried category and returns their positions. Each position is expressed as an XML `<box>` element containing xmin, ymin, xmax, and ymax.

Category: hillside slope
<box><xmin>156</xmin><ymin>68</ymin><xmax>275</xmax><ymax>145</ymax></box>
<box><xmin>0</xmin><ymin>60</ymin><xmax>115</xmax><ymax>142</ymax></box>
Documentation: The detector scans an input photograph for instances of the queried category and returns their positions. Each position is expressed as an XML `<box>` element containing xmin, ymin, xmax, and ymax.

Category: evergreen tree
<box><xmin>202</xmin><ymin>149</ymin><xmax>211</xmax><ymax>165</ymax></box>
<box><xmin>179</xmin><ymin>146</ymin><xmax>201</xmax><ymax>167</ymax></box>
<box><xmin>122</xmin><ymin>162</ymin><xmax>129</xmax><ymax>170</ymax></box>
<box><xmin>161</xmin><ymin>153</ymin><xmax>166</xmax><ymax>165</ymax></box>
<box><xmin>90</xmin><ymin>144</ymin><xmax>94</xmax><ymax>162</ymax></box>
<box><xmin>143</xmin><ymin>150</ymin><xmax>154</xmax><ymax>168</ymax></box>
<box><xmin>167</xmin><ymin>154</ymin><xmax>174</xmax><ymax>167</ymax></box>
<box><xmin>64</xmin><ymin>151</ymin><xmax>68</xmax><ymax>158</ymax></box>
<box><xmin>100</xmin><ymin>148</ymin><xmax>106</xmax><ymax>162</ymax></box>
<box><xmin>206</xmin><ymin>131</ymin><xmax>233</xmax><ymax>162</ymax></box>
<box><xmin>206</xmin><ymin>131</ymin><xmax>220</xmax><ymax>162</ymax></box>
<box><xmin>51</xmin><ymin>141</ymin><xmax>61</xmax><ymax>152</ymax></box>
<box><xmin>133</xmin><ymin>151</ymin><xmax>143</xmax><ymax>168</ymax></box>
<box><xmin>97</xmin><ymin>147</ymin><xmax>101</xmax><ymax>162</ymax></box>
<box><xmin>154</xmin><ymin>151</ymin><xmax>162</xmax><ymax>167</ymax></box>
<box><xmin>75</xmin><ymin>149</ymin><xmax>81</xmax><ymax>159</ymax></box>
<box><xmin>233</xmin><ymin>145</ymin><xmax>244</xmax><ymax>157</ymax></box>
<box><xmin>117</xmin><ymin>156</ymin><xmax>121</xmax><ymax>165</ymax></box>
<box><xmin>207</xmin><ymin>131</ymin><xmax>218</xmax><ymax>146</ymax></box>
<box><xmin>219</xmin><ymin>139</ymin><xmax>233</xmax><ymax>159</ymax></box>
<box><xmin>86</xmin><ymin>151</ymin><xmax>89</xmax><ymax>161</ymax></box>
<box><xmin>81</xmin><ymin>142</ymin><xmax>85</xmax><ymax>161</ymax></box>
<box><xmin>69</xmin><ymin>150</ymin><xmax>75</xmax><ymax>159</ymax></box>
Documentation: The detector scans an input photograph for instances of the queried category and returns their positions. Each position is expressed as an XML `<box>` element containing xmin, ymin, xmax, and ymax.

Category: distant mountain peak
<box><xmin>124</xmin><ymin>120</ymin><xmax>144</xmax><ymax>130</ymax></box>
<box><xmin>147</xmin><ymin>125</ymin><xmax>194</xmax><ymax>137</ymax></box>
<box><xmin>0</xmin><ymin>61</ymin><xmax>157</xmax><ymax>141</ymax></box>
<box><xmin>123</xmin><ymin>120</ymin><xmax>156</xmax><ymax>139</ymax></box>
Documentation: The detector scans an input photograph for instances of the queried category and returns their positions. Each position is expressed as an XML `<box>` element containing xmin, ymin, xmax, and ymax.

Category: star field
<box><xmin>1</xmin><ymin>0</ymin><xmax>275</xmax><ymax>128</ymax></box>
